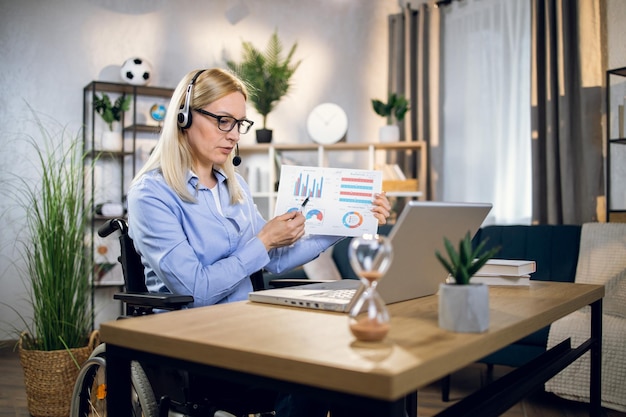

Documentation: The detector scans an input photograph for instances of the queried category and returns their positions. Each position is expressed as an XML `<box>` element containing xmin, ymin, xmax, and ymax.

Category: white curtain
<box><xmin>440</xmin><ymin>0</ymin><xmax>531</xmax><ymax>225</ymax></box>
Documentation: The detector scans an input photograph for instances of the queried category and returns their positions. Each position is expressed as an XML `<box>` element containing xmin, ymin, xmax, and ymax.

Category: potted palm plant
<box><xmin>226</xmin><ymin>30</ymin><xmax>302</xmax><ymax>143</ymax></box>
<box><xmin>93</xmin><ymin>92</ymin><xmax>131</xmax><ymax>150</ymax></box>
<box><xmin>435</xmin><ymin>232</ymin><xmax>500</xmax><ymax>333</ymax></box>
<box><xmin>4</xmin><ymin>109</ymin><xmax>97</xmax><ymax>417</ymax></box>
<box><xmin>371</xmin><ymin>93</ymin><xmax>410</xmax><ymax>142</ymax></box>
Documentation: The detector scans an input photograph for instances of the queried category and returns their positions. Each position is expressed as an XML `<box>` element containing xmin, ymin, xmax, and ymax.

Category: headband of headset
<box><xmin>177</xmin><ymin>69</ymin><xmax>206</xmax><ymax>129</ymax></box>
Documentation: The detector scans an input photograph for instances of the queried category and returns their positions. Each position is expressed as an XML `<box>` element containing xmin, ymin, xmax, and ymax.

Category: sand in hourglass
<box><xmin>349</xmin><ymin>271</ymin><xmax>389</xmax><ymax>341</ymax></box>
<box><xmin>350</xmin><ymin>318</ymin><xmax>390</xmax><ymax>342</ymax></box>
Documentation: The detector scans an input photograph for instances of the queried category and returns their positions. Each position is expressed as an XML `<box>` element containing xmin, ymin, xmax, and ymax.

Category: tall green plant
<box><xmin>226</xmin><ymin>30</ymin><xmax>301</xmax><ymax>129</ymax></box>
<box><xmin>5</xmin><ymin>109</ymin><xmax>92</xmax><ymax>351</ymax></box>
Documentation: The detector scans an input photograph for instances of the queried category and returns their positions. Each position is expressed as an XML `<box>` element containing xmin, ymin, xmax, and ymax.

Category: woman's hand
<box><xmin>258</xmin><ymin>211</ymin><xmax>306</xmax><ymax>250</ymax></box>
<box><xmin>371</xmin><ymin>192</ymin><xmax>392</xmax><ymax>225</ymax></box>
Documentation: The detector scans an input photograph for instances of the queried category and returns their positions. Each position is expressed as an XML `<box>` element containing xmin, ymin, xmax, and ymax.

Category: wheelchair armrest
<box><xmin>268</xmin><ymin>279</ymin><xmax>337</xmax><ymax>288</ymax></box>
<box><xmin>114</xmin><ymin>291</ymin><xmax>194</xmax><ymax>310</ymax></box>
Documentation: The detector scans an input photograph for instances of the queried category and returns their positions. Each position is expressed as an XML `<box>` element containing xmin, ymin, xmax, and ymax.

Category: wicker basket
<box><xmin>19</xmin><ymin>330</ymin><xmax>99</xmax><ymax>417</ymax></box>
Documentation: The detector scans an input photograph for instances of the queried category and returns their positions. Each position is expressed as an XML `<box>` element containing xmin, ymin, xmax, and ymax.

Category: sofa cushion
<box><xmin>473</xmin><ymin>225</ymin><xmax>581</xmax><ymax>283</ymax></box>
<box><xmin>574</xmin><ymin>222</ymin><xmax>626</xmax><ymax>318</ymax></box>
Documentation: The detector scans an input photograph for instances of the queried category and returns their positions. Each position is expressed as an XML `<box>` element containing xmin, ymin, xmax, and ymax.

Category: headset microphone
<box><xmin>233</xmin><ymin>143</ymin><xmax>242</xmax><ymax>166</ymax></box>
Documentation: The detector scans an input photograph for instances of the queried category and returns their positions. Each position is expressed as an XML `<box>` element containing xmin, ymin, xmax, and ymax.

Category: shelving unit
<box><xmin>82</xmin><ymin>81</ymin><xmax>174</xmax><ymax>326</ymax></box>
<box><xmin>238</xmin><ymin>141</ymin><xmax>426</xmax><ymax>218</ymax></box>
<box><xmin>606</xmin><ymin>68</ymin><xmax>626</xmax><ymax>223</ymax></box>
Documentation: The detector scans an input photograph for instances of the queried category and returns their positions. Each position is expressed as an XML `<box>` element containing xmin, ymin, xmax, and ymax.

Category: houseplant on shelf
<box><xmin>435</xmin><ymin>232</ymin><xmax>500</xmax><ymax>333</ymax></box>
<box><xmin>371</xmin><ymin>93</ymin><xmax>410</xmax><ymax>142</ymax></box>
<box><xmin>3</xmin><ymin>109</ymin><xmax>97</xmax><ymax>417</ymax></box>
<box><xmin>93</xmin><ymin>92</ymin><xmax>131</xmax><ymax>150</ymax></box>
<box><xmin>226</xmin><ymin>30</ymin><xmax>302</xmax><ymax>143</ymax></box>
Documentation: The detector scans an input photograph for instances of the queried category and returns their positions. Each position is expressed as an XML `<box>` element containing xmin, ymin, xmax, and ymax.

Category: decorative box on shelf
<box><xmin>383</xmin><ymin>179</ymin><xmax>419</xmax><ymax>192</ymax></box>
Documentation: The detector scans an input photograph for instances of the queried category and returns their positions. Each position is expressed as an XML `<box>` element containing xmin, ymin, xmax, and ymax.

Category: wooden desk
<box><xmin>101</xmin><ymin>281</ymin><xmax>604</xmax><ymax>416</ymax></box>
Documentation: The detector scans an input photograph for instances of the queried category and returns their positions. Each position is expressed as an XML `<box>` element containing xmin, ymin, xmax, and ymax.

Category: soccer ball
<box><xmin>120</xmin><ymin>57</ymin><xmax>152</xmax><ymax>86</ymax></box>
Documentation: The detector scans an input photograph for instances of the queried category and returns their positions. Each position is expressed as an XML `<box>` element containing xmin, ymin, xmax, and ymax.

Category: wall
<box><xmin>1</xmin><ymin>0</ymin><xmax>624</xmax><ymax>340</ymax></box>
<box><xmin>0</xmin><ymin>0</ymin><xmax>400</xmax><ymax>340</ymax></box>
<box><xmin>607</xmin><ymin>0</ymin><xmax>626</xmax><ymax>69</ymax></box>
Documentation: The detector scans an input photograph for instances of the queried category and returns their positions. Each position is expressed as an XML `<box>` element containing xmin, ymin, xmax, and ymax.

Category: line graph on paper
<box><xmin>274</xmin><ymin>165</ymin><xmax>382</xmax><ymax>237</ymax></box>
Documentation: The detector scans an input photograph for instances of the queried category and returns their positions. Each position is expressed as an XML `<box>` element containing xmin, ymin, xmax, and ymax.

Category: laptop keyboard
<box><xmin>308</xmin><ymin>289</ymin><xmax>356</xmax><ymax>300</ymax></box>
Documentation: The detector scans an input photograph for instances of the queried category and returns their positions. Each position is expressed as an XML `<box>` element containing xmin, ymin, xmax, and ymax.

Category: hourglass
<box><xmin>348</xmin><ymin>234</ymin><xmax>394</xmax><ymax>342</ymax></box>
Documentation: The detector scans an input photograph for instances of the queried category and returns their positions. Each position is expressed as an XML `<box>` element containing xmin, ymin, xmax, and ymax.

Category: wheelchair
<box><xmin>70</xmin><ymin>218</ymin><xmax>276</xmax><ymax>417</ymax></box>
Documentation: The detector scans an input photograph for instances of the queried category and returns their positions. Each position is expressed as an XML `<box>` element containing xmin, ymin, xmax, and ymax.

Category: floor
<box><xmin>2</xmin><ymin>341</ymin><xmax>624</xmax><ymax>417</ymax></box>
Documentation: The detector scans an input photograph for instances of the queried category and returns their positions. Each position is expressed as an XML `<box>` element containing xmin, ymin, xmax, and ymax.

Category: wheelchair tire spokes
<box><xmin>70</xmin><ymin>344</ymin><xmax>159</xmax><ymax>417</ymax></box>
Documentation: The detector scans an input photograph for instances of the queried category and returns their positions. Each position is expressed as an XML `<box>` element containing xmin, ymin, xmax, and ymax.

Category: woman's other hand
<box><xmin>371</xmin><ymin>192</ymin><xmax>392</xmax><ymax>225</ymax></box>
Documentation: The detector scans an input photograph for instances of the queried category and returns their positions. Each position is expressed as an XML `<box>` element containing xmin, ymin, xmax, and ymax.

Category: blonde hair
<box><xmin>133</xmin><ymin>68</ymin><xmax>248</xmax><ymax>204</ymax></box>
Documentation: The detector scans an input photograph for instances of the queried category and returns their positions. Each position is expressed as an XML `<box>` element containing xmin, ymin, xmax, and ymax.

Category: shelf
<box><xmin>124</xmin><ymin>124</ymin><xmax>163</xmax><ymax>134</ymax></box>
<box><xmin>84</xmin><ymin>81</ymin><xmax>175</xmax><ymax>98</ymax></box>
<box><xmin>608</xmin><ymin>67</ymin><xmax>626</xmax><ymax>77</ymax></box>
<box><xmin>239</xmin><ymin>141</ymin><xmax>426</xmax><ymax>152</ymax></box>
<box><xmin>606</xmin><ymin>68</ymin><xmax>626</xmax><ymax>222</ymax></box>
<box><xmin>87</xmin><ymin>150</ymin><xmax>134</xmax><ymax>157</ymax></box>
<box><xmin>93</xmin><ymin>281</ymin><xmax>125</xmax><ymax>287</ymax></box>
<box><xmin>84</xmin><ymin>80</ymin><xmax>174</xmax><ymax>307</ymax></box>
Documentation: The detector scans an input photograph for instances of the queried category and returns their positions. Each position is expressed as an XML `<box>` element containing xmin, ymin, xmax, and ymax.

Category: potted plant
<box><xmin>4</xmin><ymin>109</ymin><xmax>97</xmax><ymax>417</ymax></box>
<box><xmin>435</xmin><ymin>232</ymin><xmax>500</xmax><ymax>333</ymax></box>
<box><xmin>226</xmin><ymin>30</ymin><xmax>302</xmax><ymax>143</ymax></box>
<box><xmin>93</xmin><ymin>92</ymin><xmax>131</xmax><ymax>150</ymax></box>
<box><xmin>371</xmin><ymin>93</ymin><xmax>410</xmax><ymax>142</ymax></box>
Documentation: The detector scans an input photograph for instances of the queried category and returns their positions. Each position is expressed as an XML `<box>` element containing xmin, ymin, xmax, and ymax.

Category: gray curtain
<box><xmin>388</xmin><ymin>5</ymin><xmax>432</xmax><ymax>199</ymax></box>
<box><xmin>531</xmin><ymin>0</ymin><xmax>604</xmax><ymax>224</ymax></box>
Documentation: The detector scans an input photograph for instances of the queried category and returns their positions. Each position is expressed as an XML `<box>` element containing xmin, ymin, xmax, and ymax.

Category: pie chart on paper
<box><xmin>305</xmin><ymin>209</ymin><xmax>324</xmax><ymax>223</ymax></box>
<box><xmin>342</xmin><ymin>211</ymin><xmax>364</xmax><ymax>229</ymax></box>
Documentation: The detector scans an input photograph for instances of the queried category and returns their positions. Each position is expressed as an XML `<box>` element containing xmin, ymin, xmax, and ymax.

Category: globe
<box><xmin>150</xmin><ymin>104</ymin><xmax>166</xmax><ymax>122</ymax></box>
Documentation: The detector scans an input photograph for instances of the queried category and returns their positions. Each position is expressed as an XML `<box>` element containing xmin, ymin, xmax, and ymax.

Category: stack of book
<box><xmin>470</xmin><ymin>259</ymin><xmax>536</xmax><ymax>286</ymax></box>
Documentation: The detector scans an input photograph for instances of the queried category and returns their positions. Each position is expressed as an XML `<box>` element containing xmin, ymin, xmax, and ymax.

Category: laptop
<box><xmin>248</xmin><ymin>201</ymin><xmax>492</xmax><ymax>312</ymax></box>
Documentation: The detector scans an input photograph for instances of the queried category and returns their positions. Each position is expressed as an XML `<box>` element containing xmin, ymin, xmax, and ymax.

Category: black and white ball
<box><xmin>120</xmin><ymin>57</ymin><xmax>152</xmax><ymax>86</ymax></box>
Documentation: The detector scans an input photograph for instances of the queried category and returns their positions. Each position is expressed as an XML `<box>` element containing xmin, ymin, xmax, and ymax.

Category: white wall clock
<box><xmin>306</xmin><ymin>102</ymin><xmax>348</xmax><ymax>144</ymax></box>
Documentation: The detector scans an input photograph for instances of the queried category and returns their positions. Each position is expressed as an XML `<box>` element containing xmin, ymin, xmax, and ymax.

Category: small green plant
<box><xmin>435</xmin><ymin>232</ymin><xmax>500</xmax><ymax>285</ymax></box>
<box><xmin>226</xmin><ymin>30</ymin><xmax>302</xmax><ymax>129</ymax></box>
<box><xmin>93</xmin><ymin>93</ymin><xmax>131</xmax><ymax>131</ymax></box>
<box><xmin>371</xmin><ymin>93</ymin><xmax>410</xmax><ymax>125</ymax></box>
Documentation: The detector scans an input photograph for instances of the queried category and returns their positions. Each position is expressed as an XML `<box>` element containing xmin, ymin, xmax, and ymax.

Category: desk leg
<box><xmin>590</xmin><ymin>299</ymin><xmax>602</xmax><ymax>417</ymax></box>
<box><xmin>406</xmin><ymin>391</ymin><xmax>418</xmax><ymax>417</ymax></box>
<box><xmin>106</xmin><ymin>345</ymin><xmax>132</xmax><ymax>417</ymax></box>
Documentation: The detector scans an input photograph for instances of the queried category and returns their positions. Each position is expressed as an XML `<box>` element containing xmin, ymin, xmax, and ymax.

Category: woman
<box><xmin>128</xmin><ymin>68</ymin><xmax>390</xmax><ymax>306</ymax></box>
<box><xmin>127</xmin><ymin>68</ymin><xmax>391</xmax><ymax>416</ymax></box>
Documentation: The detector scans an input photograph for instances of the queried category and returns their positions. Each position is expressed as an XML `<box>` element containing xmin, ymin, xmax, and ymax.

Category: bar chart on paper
<box><xmin>275</xmin><ymin>165</ymin><xmax>383</xmax><ymax>237</ymax></box>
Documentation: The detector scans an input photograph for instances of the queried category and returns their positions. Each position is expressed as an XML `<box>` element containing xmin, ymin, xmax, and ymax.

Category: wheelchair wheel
<box><xmin>70</xmin><ymin>343</ymin><xmax>159</xmax><ymax>417</ymax></box>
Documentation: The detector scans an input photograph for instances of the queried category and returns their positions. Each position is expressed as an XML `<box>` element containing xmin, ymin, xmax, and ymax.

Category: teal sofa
<box><xmin>471</xmin><ymin>225</ymin><xmax>582</xmax><ymax>368</ymax></box>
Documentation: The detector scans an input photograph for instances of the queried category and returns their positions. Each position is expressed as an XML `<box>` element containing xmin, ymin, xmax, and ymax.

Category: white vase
<box><xmin>101</xmin><ymin>131</ymin><xmax>122</xmax><ymax>151</ymax></box>
<box><xmin>438</xmin><ymin>282</ymin><xmax>490</xmax><ymax>333</ymax></box>
<box><xmin>379</xmin><ymin>125</ymin><xmax>399</xmax><ymax>143</ymax></box>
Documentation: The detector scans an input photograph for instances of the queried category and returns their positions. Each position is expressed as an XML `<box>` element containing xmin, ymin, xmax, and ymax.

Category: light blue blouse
<box><xmin>127</xmin><ymin>168</ymin><xmax>342</xmax><ymax>307</ymax></box>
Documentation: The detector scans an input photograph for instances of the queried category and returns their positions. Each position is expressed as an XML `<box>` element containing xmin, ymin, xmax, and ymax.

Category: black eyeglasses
<box><xmin>193</xmin><ymin>109</ymin><xmax>254</xmax><ymax>134</ymax></box>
